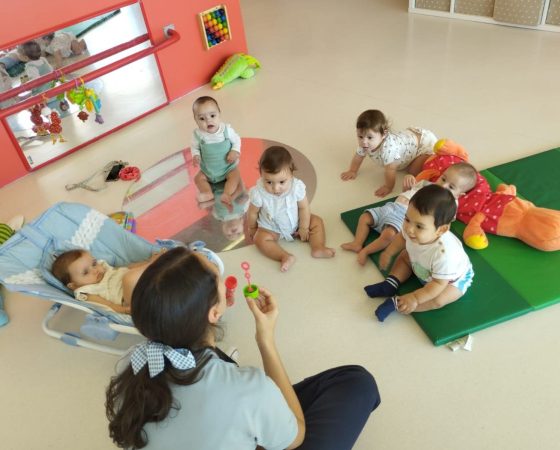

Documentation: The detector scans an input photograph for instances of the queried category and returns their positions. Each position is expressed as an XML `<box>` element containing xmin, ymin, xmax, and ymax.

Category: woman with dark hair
<box><xmin>106</xmin><ymin>246</ymin><xmax>380</xmax><ymax>449</ymax></box>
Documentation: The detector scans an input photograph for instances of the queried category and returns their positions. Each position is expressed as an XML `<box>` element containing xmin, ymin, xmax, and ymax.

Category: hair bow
<box><xmin>130</xmin><ymin>341</ymin><xmax>196</xmax><ymax>378</ymax></box>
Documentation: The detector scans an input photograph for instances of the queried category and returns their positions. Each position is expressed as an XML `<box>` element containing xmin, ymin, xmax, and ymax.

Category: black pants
<box><xmin>293</xmin><ymin>365</ymin><xmax>380</xmax><ymax>450</ymax></box>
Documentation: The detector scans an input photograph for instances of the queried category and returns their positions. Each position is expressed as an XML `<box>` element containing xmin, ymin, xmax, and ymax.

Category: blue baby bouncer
<box><xmin>0</xmin><ymin>202</ymin><xmax>223</xmax><ymax>355</ymax></box>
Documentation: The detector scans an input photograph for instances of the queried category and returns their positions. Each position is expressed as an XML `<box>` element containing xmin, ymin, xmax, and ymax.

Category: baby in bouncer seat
<box><xmin>52</xmin><ymin>248</ymin><xmax>164</xmax><ymax>314</ymax></box>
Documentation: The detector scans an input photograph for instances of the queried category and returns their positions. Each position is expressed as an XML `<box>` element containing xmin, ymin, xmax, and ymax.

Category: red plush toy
<box><xmin>416</xmin><ymin>139</ymin><xmax>560</xmax><ymax>252</ymax></box>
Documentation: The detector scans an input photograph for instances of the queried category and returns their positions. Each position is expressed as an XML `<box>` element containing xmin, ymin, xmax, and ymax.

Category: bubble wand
<box><xmin>241</xmin><ymin>261</ymin><xmax>259</xmax><ymax>298</ymax></box>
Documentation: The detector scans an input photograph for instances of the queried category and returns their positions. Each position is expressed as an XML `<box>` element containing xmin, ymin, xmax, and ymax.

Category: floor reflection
<box><xmin>122</xmin><ymin>138</ymin><xmax>316</xmax><ymax>253</ymax></box>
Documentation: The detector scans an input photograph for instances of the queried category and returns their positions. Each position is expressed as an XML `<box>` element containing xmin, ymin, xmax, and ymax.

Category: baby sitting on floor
<box><xmin>52</xmin><ymin>248</ymin><xmax>164</xmax><ymax>314</ymax></box>
<box><xmin>342</xmin><ymin>163</ymin><xmax>478</xmax><ymax>265</ymax></box>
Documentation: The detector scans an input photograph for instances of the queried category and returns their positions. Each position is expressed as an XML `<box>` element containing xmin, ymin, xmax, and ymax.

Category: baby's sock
<box><xmin>375</xmin><ymin>297</ymin><xmax>397</xmax><ymax>322</ymax></box>
<box><xmin>364</xmin><ymin>275</ymin><xmax>400</xmax><ymax>298</ymax></box>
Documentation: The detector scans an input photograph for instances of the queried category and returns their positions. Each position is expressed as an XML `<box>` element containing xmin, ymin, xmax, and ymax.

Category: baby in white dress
<box><xmin>247</xmin><ymin>146</ymin><xmax>335</xmax><ymax>272</ymax></box>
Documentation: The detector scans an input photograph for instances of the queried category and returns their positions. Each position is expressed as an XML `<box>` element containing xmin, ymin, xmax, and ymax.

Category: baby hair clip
<box><xmin>240</xmin><ymin>261</ymin><xmax>259</xmax><ymax>298</ymax></box>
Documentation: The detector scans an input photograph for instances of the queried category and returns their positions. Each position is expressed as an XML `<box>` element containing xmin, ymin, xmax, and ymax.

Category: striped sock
<box><xmin>364</xmin><ymin>275</ymin><xmax>400</xmax><ymax>298</ymax></box>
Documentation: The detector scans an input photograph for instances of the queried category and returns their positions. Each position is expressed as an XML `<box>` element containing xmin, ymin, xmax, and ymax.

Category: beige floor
<box><xmin>1</xmin><ymin>0</ymin><xmax>560</xmax><ymax>449</ymax></box>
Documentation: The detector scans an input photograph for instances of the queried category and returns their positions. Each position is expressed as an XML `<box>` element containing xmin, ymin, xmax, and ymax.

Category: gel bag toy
<box><xmin>416</xmin><ymin>139</ymin><xmax>560</xmax><ymax>251</ymax></box>
<box><xmin>211</xmin><ymin>53</ymin><xmax>260</xmax><ymax>90</ymax></box>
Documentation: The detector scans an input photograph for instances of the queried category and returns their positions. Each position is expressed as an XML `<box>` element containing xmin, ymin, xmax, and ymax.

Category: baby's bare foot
<box><xmin>357</xmin><ymin>250</ymin><xmax>368</xmax><ymax>266</ymax></box>
<box><xmin>280</xmin><ymin>254</ymin><xmax>296</xmax><ymax>272</ymax></box>
<box><xmin>197</xmin><ymin>192</ymin><xmax>214</xmax><ymax>202</ymax></box>
<box><xmin>312</xmin><ymin>247</ymin><xmax>336</xmax><ymax>258</ymax></box>
<box><xmin>341</xmin><ymin>242</ymin><xmax>361</xmax><ymax>253</ymax></box>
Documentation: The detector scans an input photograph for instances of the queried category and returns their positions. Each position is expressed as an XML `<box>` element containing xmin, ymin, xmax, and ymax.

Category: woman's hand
<box><xmin>245</xmin><ymin>287</ymin><xmax>278</xmax><ymax>345</ymax></box>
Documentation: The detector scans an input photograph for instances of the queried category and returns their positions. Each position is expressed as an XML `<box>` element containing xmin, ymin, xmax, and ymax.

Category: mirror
<box><xmin>0</xmin><ymin>3</ymin><xmax>167</xmax><ymax>169</ymax></box>
<box><xmin>122</xmin><ymin>138</ymin><xmax>317</xmax><ymax>254</ymax></box>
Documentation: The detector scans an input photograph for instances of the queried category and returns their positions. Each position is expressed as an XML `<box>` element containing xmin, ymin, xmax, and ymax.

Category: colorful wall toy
<box><xmin>199</xmin><ymin>5</ymin><xmax>231</xmax><ymax>50</ymax></box>
<box><xmin>66</xmin><ymin>80</ymin><xmax>104</xmax><ymax>124</ymax></box>
<box><xmin>211</xmin><ymin>53</ymin><xmax>261</xmax><ymax>90</ymax></box>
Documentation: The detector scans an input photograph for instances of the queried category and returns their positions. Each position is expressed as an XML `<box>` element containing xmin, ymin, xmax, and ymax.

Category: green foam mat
<box><xmin>487</xmin><ymin>148</ymin><xmax>560</xmax><ymax>210</ymax></box>
<box><xmin>341</xmin><ymin>148</ymin><xmax>560</xmax><ymax>345</ymax></box>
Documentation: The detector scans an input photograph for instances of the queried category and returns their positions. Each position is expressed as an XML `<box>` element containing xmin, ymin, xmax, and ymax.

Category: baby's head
<box><xmin>405</xmin><ymin>184</ymin><xmax>456</xmax><ymax>245</ymax></box>
<box><xmin>259</xmin><ymin>146</ymin><xmax>296</xmax><ymax>196</ymax></box>
<box><xmin>356</xmin><ymin>109</ymin><xmax>389</xmax><ymax>152</ymax></box>
<box><xmin>21</xmin><ymin>41</ymin><xmax>42</xmax><ymax>61</ymax></box>
<box><xmin>193</xmin><ymin>96</ymin><xmax>221</xmax><ymax>133</ymax></box>
<box><xmin>42</xmin><ymin>33</ymin><xmax>55</xmax><ymax>44</ymax></box>
<box><xmin>52</xmin><ymin>249</ymin><xmax>105</xmax><ymax>290</ymax></box>
<box><xmin>222</xmin><ymin>217</ymin><xmax>245</xmax><ymax>241</ymax></box>
<box><xmin>436</xmin><ymin>162</ymin><xmax>478</xmax><ymax>198</ymax></box>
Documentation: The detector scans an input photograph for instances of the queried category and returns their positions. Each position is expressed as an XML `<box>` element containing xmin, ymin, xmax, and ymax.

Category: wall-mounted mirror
<box><xmin>0</xmin><ymin>3</ymin><xmax>167</xmax><ymax>169</ymax></box>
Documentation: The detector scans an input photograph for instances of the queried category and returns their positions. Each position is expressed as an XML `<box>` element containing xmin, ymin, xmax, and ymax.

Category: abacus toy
<box><xmin>241</xmin><ymin>261</ymin><xmax>259</xmax><ymax>299</ymax></box>
<box><xmin>198</xmin><ymin>5</ymin><xmax>231</xmax><ymax>50</ymax></box>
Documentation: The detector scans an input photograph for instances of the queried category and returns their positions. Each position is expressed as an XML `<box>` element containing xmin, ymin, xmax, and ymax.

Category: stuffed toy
<box><xmin>416</xmin><ymin>139</ymin><xmax>560</xmax><ymax>252</ymax></box>
<box><xmin>210</xmin><ymin>53</ymin><xmax>260</xmax><ymax>90</ymax></box>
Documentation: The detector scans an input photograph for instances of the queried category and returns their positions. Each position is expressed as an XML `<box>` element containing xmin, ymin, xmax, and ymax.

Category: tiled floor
<box><xmin>1</xmin><ymin>1</ymin><xmax>560</xmax><ymax>449</ymax></box>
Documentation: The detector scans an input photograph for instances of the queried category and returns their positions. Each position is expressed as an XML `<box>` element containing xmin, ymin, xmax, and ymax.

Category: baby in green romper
<box><xmin>191</xmin><ymin>96</ymin><xmax>242</xmax><ymax>206</ymax></box>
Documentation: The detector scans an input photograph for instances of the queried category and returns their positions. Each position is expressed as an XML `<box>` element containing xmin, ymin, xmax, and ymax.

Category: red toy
<box><xmin>416</xmin><ymin>139</ymin><xmax>560</xmax><ymax>251</ymax></box>
<box><xmin>225</xmin><ymin>276</ymin><xmax>238</xmax><ymax>306</ymax></box>
<box><xmin>118</xmin><ymin>166</ymin><xmax>141</xmax><ymax>181</ymax></box>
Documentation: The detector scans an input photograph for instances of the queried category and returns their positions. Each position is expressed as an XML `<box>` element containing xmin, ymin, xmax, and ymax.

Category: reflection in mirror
<box><xmin>122</xmin><ymin>139</ymin><xmax>317</xmax><ymax>253</ymax></box>
<box><xmin>0</xmin><ymin>3</ymin><xmax>167</xmax><ymax>168</ymax></box>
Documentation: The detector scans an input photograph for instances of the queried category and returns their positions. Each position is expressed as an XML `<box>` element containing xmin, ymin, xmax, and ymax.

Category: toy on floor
<box><xmin>416</xmin><ymin>139</ymin><xmax>560</xmax><ymax>251</ymax></box>
<box><xmin>211</xmin><ymin>53</ymin><xmax>261</xmax><ymax>90</ymax></box>
<box><xmin>225</xmin><ymin>276</ymin><xmax>238</xmax><ymax>306</ymax></box>
<box><xmin>240</xmin><ymin>261</ymin><xmax>259</xmax><ymax>298</ymax></box>
<box><xmin>67</xmin><ymin>79</ymin><xmax>104</xmax><ymax>124</ymax></box>
<box><xmin>199</xmin><ymin>5</ymin><xmax>232</xmax><ymax>50</ymax></box>
<box><xmin>108</xmin><ymin>211</ymin><xmax>137</xmax><ymax>233</ymax></box>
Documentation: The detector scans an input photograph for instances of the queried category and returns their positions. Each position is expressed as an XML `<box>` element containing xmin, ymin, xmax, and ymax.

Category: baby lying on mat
<box><xmin>52</xmin><ymin>249</ymin><xmax>164</xmax><ymax>314</ymax></box>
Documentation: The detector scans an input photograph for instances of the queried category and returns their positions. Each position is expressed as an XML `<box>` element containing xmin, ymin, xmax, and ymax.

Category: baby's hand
<box><xmin>375</xmin><ymin>185</ymin><xmax>392</xmax><ymax>198</ymax></box>
<box><xmin>396</xmin><ymin>294</ymin><xmax>418</xmax><ymax>314</ymax></box>
<box><xmin>298</xmin><ymin>227</ymin><xmax>309</xmax><ymax>242</ymax></box>
<box><xmin>340</xmin><ymin>170</ymin><xmax>357</xmax><ymax>181</ymax></box>
<box><xmin>248</xmin><ymin>226</ymin><xmax>258</xmax><ymax>242</ymax></box>
<box><xmin>193</xmin><ymin>155</ymin><xmax>201</xmax><ymax>167</ymax></box>
<box><xmin>226</xmin><ymin>150</ymin><xmax>239</xmax><ymax>164</ymax></box>
<box><xmin>402</xmin><ymin>175</ymin><xmax>416</xmax><ymax>191</ymax></box>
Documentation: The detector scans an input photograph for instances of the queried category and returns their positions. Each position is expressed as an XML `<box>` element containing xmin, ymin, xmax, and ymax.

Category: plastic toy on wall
<box><xmin>198</xmin><ymin>5</ymin><xmax>231</xmax><ymax>50</ymax></box>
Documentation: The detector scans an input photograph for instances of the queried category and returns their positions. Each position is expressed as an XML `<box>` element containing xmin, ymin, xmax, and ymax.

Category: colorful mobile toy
<box><xmin>211</xmin><ymin>53</ymin><xmax>261</xmax><ymax>90</ymax></box>
<box><xmin>29</xmin><ymin>102</ymin><xmax>66</xmax><ymax>144</ymax></box>
<box><xmin>240</xmin><ymin>261</ymin><xmax>259</xmax><ymax>298</ymax></box>
<box><xmin>199</xmin><ymin>5</ymin><xmax>231</xmax><ymax>50</ymax></box>
<box><xmin>66</xmin><ymin>79</ymin><xmax>104</xmax><ymax>124</ymax></box>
